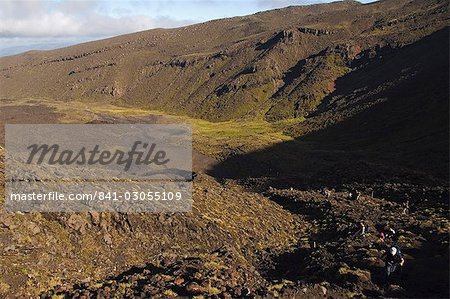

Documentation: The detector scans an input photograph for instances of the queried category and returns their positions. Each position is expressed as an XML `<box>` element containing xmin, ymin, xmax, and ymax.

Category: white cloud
<box><xmin>0</xmin><ymin>0</ymin><xmax>193</xmax><ymax>38</ymax></box>
<box><xmin>254</xmin><ymin>0</ymin><xmax>323</xmax><ymax>9</ymax></box>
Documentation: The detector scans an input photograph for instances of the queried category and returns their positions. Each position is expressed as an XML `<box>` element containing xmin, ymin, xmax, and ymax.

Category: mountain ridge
<box><xmin>1</xmin><ymin>0</ymin><xmax>448</xmax><ymax>123</ymax></box>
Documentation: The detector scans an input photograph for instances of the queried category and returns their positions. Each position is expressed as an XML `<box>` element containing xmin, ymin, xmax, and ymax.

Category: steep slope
<box><xmin>0</xmin><ymin>171</ymin><xmax>300</xmax><ymax>296</ymax></box>
<box><xmin>288</xmin><ymin>27</ymin><xmax>449</xmax><ymax>178</ymax></box>
<box><xmin>0</xmin><ymin>0</ymin><xmax>448</xmax><ymax>121</ymax></box>
<box><xmin>0</xmin><ymin>1</ymin><xmax>449</xmax><ymax>297</ymax></box>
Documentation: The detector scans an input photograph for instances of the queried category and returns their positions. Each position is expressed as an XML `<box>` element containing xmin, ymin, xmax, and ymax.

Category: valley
<box><xmin>0</xmin><ymin>98</ymin><xmax>448</xmax><ymax>297</ymax></box>
<box><xmin>0</xmin><ymin>0</ymin><xmax>448</xmax><ymax>297</ymax></box>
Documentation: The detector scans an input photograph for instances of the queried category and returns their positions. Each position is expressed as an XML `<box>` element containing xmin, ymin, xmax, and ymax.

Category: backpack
<box><xmin>387</xmin><ymin>245</ymin><xmax>403</xmax><ymax>264</ymax></box>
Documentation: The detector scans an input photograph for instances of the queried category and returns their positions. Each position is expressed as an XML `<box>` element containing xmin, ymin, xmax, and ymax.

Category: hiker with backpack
<box><xmin>379</xmin><ymin>226</ymin><xmax>397</xmax><ymax>243</ymax></box>
<box><xmin>384</xmin><ymin>245</ymin><xmax>405</xmax><ymax>285</ymax></box>
<box><xmin>402</xmin><ymin>200</ymin><xmax>410</xmax><ymax>215</ymax></box>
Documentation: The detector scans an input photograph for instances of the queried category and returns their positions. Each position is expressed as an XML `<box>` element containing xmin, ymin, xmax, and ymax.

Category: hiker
<box><xmin>379</xmin><ymin>226</ymin><xmax>396</xmax><ymax>242</ymax></box>
<box><xmin>323</xmin><ymin>189</ymin><xmax>332</xmax><ymax>198</ymax></box>
<box><xmin>384</xmin><ymin>245</ymin><xmax>405</xmax><ymax>285</ymax></box>
<box><xmin>348</xmin><ymin>189</ymin><xmax>361</xmax><ymax>200</ymax></box>
<box><xmin>402</xmin><ymin>200</ymin><xmax>410</xmax><ymax>215</ymax></box>
<box><xmin>386</xmin><ymin>227</ymin><xmax>396</xmax><ymax>240</ymax></box>
<box><xmin>348</xmin><ymin>192</ymin><xmax>353</xmax><ymax>200</ymax></box>
<box><xmin>309</xmin><ymin>239</ymin><xmax>317</xmax><ymax>250</ymax></box>
<box><xmin>359</xmin><ymin>221</ymin><xmax>366</xmax><ymax>235</ymax></box>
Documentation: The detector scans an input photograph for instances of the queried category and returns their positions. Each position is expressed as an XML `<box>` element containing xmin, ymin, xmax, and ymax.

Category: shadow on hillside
<box><xmin>207</xmin><ymin>29</ymin><xmax>449</xmax><ymax>297</ymax></box>
<box><xmin>208</xmin><ymin>28</ymin><xmax>449</xmax><ymax>190</ymax></box>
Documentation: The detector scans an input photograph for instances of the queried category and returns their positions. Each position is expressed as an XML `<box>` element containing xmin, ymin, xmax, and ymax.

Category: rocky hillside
<box><xmin>0</xmin><ymin>0</ymin><xmax>448</xmax><ymax>122</ymax></box>
<box><xmin>0</xmin><ymin>0</ymin><xmax>448</xmax><ymax>297</ymax></box>
<box><xmin>39</xmin><ymin>185</ymin><xmax>449</xmax><ymax>298</ymax></box>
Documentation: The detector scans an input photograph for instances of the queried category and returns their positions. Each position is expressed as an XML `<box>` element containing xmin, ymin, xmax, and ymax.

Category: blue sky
<box><xmin>0</xmin><ymin>0</ymin><xmax>375</xmax><ymax>56</ymax></box>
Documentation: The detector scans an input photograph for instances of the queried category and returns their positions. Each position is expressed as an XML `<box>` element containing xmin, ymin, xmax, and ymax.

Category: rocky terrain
<box><xmin>0</xmin><ymin>0</ymin><xmax>448</xmax><ymax>298</ymax></box>
<box><xmin>38</xmin><ymin>186</ymin><xmax>449</xmax><ymax>298</ymax></box>
<box><xmin>0</xmin><ymin>98</ymin><xmax>447</xmax><ymax>298</ymax></box>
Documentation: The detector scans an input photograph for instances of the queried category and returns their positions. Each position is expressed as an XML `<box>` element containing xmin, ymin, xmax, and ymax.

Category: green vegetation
<box><xmin>72</xmin><ymin>101</ymin><xmax>295</xmax><ymax>157</ymax></box>
<box><xmin>266</xmin><ymin>53</ymin><xmax>350</xmax><ymax>120</ymax></box>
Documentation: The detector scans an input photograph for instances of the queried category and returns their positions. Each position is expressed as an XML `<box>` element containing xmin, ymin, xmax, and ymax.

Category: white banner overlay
<box><xmin>5</xmin><ymin>124</ymin><xmax>192</xmax><ymax>212</ymax></box>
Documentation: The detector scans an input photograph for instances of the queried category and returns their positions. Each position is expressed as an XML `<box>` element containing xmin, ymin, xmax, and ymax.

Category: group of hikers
<box><xmin>321</xmin><ymin>188</ymin><xmax>408</xmax><ymax>288</ymax></box>
<box><xmin>358</xmin><ymin>221</ymin><xmax>405</xmax><ymax>287</ymax></box>
<box><xmin>376</xmin><ymin>225</ymin><xmax>405</xmax><ymax>287</ymax></box>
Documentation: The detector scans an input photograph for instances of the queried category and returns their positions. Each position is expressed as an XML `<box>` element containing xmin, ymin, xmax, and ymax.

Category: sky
<box><xmin>0</xmin><ymin>0</ymin><xmax>375</xmax><ymax>57</ymax></box>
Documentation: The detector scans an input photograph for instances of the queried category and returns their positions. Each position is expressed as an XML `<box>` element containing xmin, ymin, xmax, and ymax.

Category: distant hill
<box><xmin>0</xmin><ymin>42</ymin><xmax>74</xmax><ymax>58</ymax></box>
<box><xmin>0</xmin><ymin>0</ymin><xmax>447</xmax><ymax>122</ymax></box>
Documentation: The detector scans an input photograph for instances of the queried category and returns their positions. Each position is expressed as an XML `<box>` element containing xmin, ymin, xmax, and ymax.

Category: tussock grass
<box><xmin>1</xmin><ymin>98</ymin><xmax>297</xmax><ymax>158</ymax></box>
<box><xmin>69</xmin><ymin>101</ymin><xmax>294</xmax><ymax>157</ymax></box>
